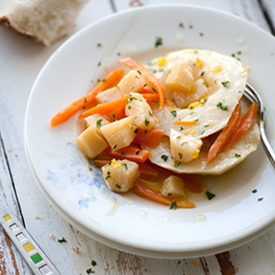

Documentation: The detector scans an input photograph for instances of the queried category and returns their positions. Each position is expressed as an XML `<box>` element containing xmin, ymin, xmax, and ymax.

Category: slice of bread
<box><xmin>0</xmin><ymin>0</ymin><xmax>88</xmax><ymax>46</ymax></box>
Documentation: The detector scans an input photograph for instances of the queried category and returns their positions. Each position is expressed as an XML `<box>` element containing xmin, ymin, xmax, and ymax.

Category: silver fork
<box><xmin>244</xmin><ymin>83</ymin><xmax>275</xmax><ymax>169</ymax></box>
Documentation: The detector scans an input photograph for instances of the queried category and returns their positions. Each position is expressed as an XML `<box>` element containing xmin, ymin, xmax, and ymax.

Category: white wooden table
<box><xmin>0</xmin><ymin>0</ymin><xmax>275</xmax><ymax>274</ymax></box>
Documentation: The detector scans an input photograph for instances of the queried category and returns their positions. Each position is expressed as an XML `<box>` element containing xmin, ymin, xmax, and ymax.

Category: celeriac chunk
<box><xmin>170</xmin><ymin>129</ymin><xmax>203</xmax><ymax>163</ymax></box>
<box><xmin>85</xmin><ymin>114</ymin><xmax>110</xmax><ymax>128</ymax></box>
<box><xmin>102</xmin><ymin>159</ymin><xmax>140</xmax><ymax>192</ymax></box>
<box><xmin>95</xmin><ymin>86</ymin><xmax>122</xmax><ymax>104</ymax></box>
<box><xmin>77</xmin><ymin>124</ymin><xmax>108</xmax><ymax>159</ymax></box>
<box><xmin>165</xmin><ymin>61</ymin><xmax>194</xmax><ymax>92</ymax></box>
<box><xmin>117</xmin><ymin>70</ymin><xmax>146</xmax><ymax>95</ymax></box>
<box><xmin>160</xmin><ymin>175</ymin><xmax>185</xmax><ymax>198</ymax></box>
<box><xmin>100</xmin><ymin>116</ymin><xmax>137</xmax><ymax>150</ymax></box>
<box><xmin>125</xmin><ymin>92</ymin><xmax>159</xmax><ymax>130</ymax></box>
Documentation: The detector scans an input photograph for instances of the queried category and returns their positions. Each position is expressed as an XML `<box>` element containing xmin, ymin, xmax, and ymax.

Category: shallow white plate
<box><xmin>25</xmin><ymin>4</ymin><xmax>275</xmax><ymax>258</ymax></box>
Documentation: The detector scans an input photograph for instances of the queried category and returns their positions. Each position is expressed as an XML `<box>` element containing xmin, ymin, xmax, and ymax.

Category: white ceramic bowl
<box><xmin>25</xmin><ymin>4</ymin><xmax>275</xmax><ymax>258</ymax></box>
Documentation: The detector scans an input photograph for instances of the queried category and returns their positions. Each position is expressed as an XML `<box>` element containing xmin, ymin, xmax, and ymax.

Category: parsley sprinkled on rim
<box><xmin>205</xmin><ymin>191</ymin><xmax>216</xmax><ymax>200</ymax></box>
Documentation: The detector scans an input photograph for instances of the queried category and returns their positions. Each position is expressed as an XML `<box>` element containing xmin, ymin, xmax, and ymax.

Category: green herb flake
<box><xmin>180</xmin><ymin>126</ymin><xmax>184</xmax><ymax>131</ymax></box>
<box><xmin>189</xmin><ymin>25</ymin><xmax>193</xmax><ymax>29</ymax></box>
<box><xmin>168</xmin><ymin>193</ymin><xmax>172</xmax><ymax>197</ymax></box>
<box><xmin>217</xmin><ymin>100</ymin><xmax>229</xmax><ymax>111</ymax></box>
<box><xmin>170</xmin><ymin>110</ymin><xmax>177</xmax><ymax>117</ymax></box>
<box><xmin>161</xmin><ymin>155</ymin><xmax>168</xmax><ymax>162</ymax></box>
<box><xmin>155</xmin><ymin>36</ymin><xmax>163</xmax><ymax>48</ymax></box>
<box><xmin>137</xmin><ymin>70</ymin><xmax>142</xmax><ymax>75</ymax></box>
<box><xmin>145</xmin><ymin>60</ymin><xmax>153</xmax><ymax>66</ymax></box>
<box><xmin>86</xmin><ymin>268</ymin><xmax>94</xmax><ymax>274</ymax></box>
<box><xmin>178</xmin><ymin>153</ymin><xmax>183</xmax><ymax>159</ymax></box>
<box><xmin>252</xmin><ymin>189</ymin><xmax>258</xmax><ymax>194</ymax></box>
<box><xmin>200</xmin><ymin>71</ymin><xmax>205</xmax><ymax>76</ymax></box>
<box><xmin>113</xmin><ymin>145</ymin><xmax>117</xmax><ymax>150</ymax></box>
<box><xmin>122</xmin><ymin>163</ymin><xmax>128</xmax><ymax>170</ymax></box>
<box><xmin>152</xmin><ymin>87</ymin><xmax>157</xmax><ymax>93</ymax></box>
<box><xmin>204</xmin><ymin>124</ymin><xmax>209</xmax><ymax>128</ymax></box>
<box><xmin>117</xmin><ymin>52</ymin><xmax>121</xmax><ymax>56</ymax></box>
<box><xmin>145</xmin><ymin>117</ymin><xmax>150</xmax><ymax>126</ymax></box>
<box><xmin>205</xmin><ymin>191</ymin><xmax>216</xmax><ymax>200</ymax></box>
<box><xmin>84</xmin><ymin>97</ymin><xmax>87</xmax><ymax>103</ymax></box>
<box><xmin>159</xmin><ymin>68</ymin><xmax>164</xmax><ymax>72</ymax></box>
<box><xmin>116</xmin><ymin>184</ymin><xmax>121</xmax><ymax>189</ymax></box>
<box><xmin>235</xmin><ymin>153</ymin><xmax>241</xmax><ymax>158</ymax></box>
<box><xmin>174</xmin><ymin>161</ymin><xmax>181</xmax><ymax>168</ymax></box>
<box><xmin>98</xmin><ymin>62</ymin><xmax>101</xmax><ymax>67</ymax></box>
<box><xmin>258</xmin><ymin>197</ymin><xmax>264</xmax><ymax>201</ymax></box>
<box><xmin>152</xmin><ymin>100</ymin><xmax>159</xmax><ymax>103</ymax></box>
<box><xmin>97</xmin><ymin>43</ymin><xmax>102</xmax><ymax>47</ymax></box>
<box><xmin>221</xmin><ymin>81</ymin><xmax>230</xmax><ymax>88</ymax></box>
<box><xmin>96</xmin><ymin>119</ymin><xmax>103</xmax><ymax>128</ymax></box>
<box><xmin>121</xmin><ymin>152</ymin><xmax>125</xmax><ymax>156</ymax></box>
<box><xmin>170</xmin><ymin>201</ymin><xmax>177</xmax><ymax>210</ymax></box>
<box><xmin>179</xmin><ymin>22</ymin><xmax>184</xmax><ymax>28</ymax></box>
<box><xmin>231</xmin><ymin>53</ymin><xmax>235</xmax><ymax>57</ymax></box>
<box><xmin>200</xmin><ymin>33</ymin><xmax>204</xmax><ymax>36</ymax></box>
<box><xmin>237</xmin><ymin>51</ymin><xmax>242</xmax><ymax>55</ymax></box>
<box><xmin>149</xmin><ymin>111</ymin><xmax>153</xmax><ymax>117</ymax></box>
<box><xmin>91</xmin><ymin>260</ymin><xmax>97</xmax><ymax>267</ymax></box>
<box><xmin>134</xmin><ymin>128</ymin><xmax>139</xmax><ymax>134</ymax></box>
<box><xmin>128</xmin><ymin>105</ymin><xmax>132</xmax><ymax>110</ymax></box>
<box><xmin>58</xmin><ymin>237</ymin><xmax>67</xmax><ymax>243</ymax></box>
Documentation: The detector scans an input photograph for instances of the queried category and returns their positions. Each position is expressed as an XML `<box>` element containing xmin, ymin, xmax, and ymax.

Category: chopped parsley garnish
<box><xmin>205</xmin><ymin>191</ymin><xmax>216</xmax><ymax>200</ymax></box>
<box><xmin>98</xmin><ymin>62</ymin><xmax>101</xmax><ymax>66</ymax></box>
<box><xmin>149</xmin><ymin>111</ymin><xmax>153</xmax><ymax>117</ymax></box>
<box><xmin>174</xmin><ymin>161</ymin><xmax>181</xmax><ymax>168</ymax></box>
<box><xmin>155</xmin><ymin>36</ymin><xmax>163</xmax><ymax>48</ymax></box>
<box><xmin>117</xmin><ymin>52</ymin><xmax>121</xmax><ymax>56</ymax></box>
<box><xmin>84</xmin><ymin>97</ymin><xmax>87</xmax><ymax>103</ymax></box>
<box><xmin>178</xmin><ymin>153</ymin><xmax>183</xmax><ymax>159</ymax></box>
<box><xmin>235</xmin><ymin>153</ymin><xmax>241</xmax><ymax>157</ymax></box>
<box><xmin>134</xmin><ymin>128</ymin><xmax>139</xmax><ymax>134</ymax></box>
<box><xmin>97</xmin><ymin>43</ymin><xmax>102</xmax><ymax>47</ymax></box>
<box><xmin>168</xmin><ymin>193</ymin><xmax>172</xmax><ymax>196</ymax></box>
<box><xmin>145</xmin><ymin>117</ymin><xmax>150</xmax><ymax>126</ymax></box>
<box><xmin>258</xmin><ymin>197</ymin><xmax>263</xmax><ymax>201</ymax></box>
<box><xmin>180</xmin><ymin>126</ymin><xmax>184</xmax><ymax>131</ymax></box>
<box><xmin>105</xmin><ymin>171</ymin><xmax>111</xmax><ymax>180</ymax></box>
<box><xmin>161</xmin><ymin>155</ymin><xmax>168</xmax><ymax>161</ymax></box>
<box><xmin>170</xmin><ymin>201</ymin><xmax>177</xmax><ymax>210</ymax></box>
<box><xmin>217</xmin><ymin>100</ymin><xmax>229</xmax><ymax>111</ymax></box>
<box><xmin>180</xmin><ymin>142</ymin><xmax>187</xmax><ymax>146</ymax></box>
<box><xmin>122</xmin><ymin>164</ymin><xmax>128</xmax><ymax>170</ymax></box>
<box><xmin>58</xmin><ymin>237</ymin><xmax>67</xmax><ymax>243</ymax></box>
<box><xmin>194</xmin><ymin>118</ymin><xmax>199</xmax><ymax>122</ymax></box>
<box><xmin>86</xmin><ymin>268</ymin><xmax>94</xmax><ymax>274</ymax></box>
<box><xmin>159</xmin><ymin>68</ymin><xmax>164</xmax><ymax>72</ymax></box>
<box><xmin>116</xmin><ymin>184</ymin><xmax>121</xmax><ymax>189</ymax></box>
<box><xmin>137</xmin><ymin>70</ymin><xmax>142</xmax><ymax>75</ymax></box>
<box><xmin>96</xmin><ymin>119</ymin><xmax>103</xmax><ymax>128</ymax></box>
<box><xmin>135</xmin><ymin>150</ymin><xmax>140</xmax><ymax>155</ymax></box>
<box><xmin>170</xmin><ymin>110</ymin><xmax>177</xmax><ymax>117</ymax></box>
<box><xmin>113</xmin><ymin>145</ymin><xmax>117</xmax><ymax>150</ymax></box>
<box><xmin>221</xmin><ymin>81</ymin><xmax>230</xmax><ymax>88</ymax></box>
<box><xmin>200</xmin><ymin>98</ymin><xmax>208</xmax><ymax>104</ymax></box>
<box><xmin>204</xmin><ymin>124</ymin><xmax>209</xmax><ymax>128</ymax></box>
<box><xmin>189</xmin><ymin>25</ymin><xmax>193</xmax><ymax>29</ymax></box>
<box><xmin>120</xmin><ymin>152</ymin><xmax>125</xmax><ymax>156</ymax></box>
<box><xmin>145</xmin><ymin>60</ymin><xmax>153</xmax><ymax>66</ymax></box>
<box><xmin>179</xmin><ymin>22</ymin><xmax>184</xmax><ymax>28</ymax></box>
<box><xmin>198</xmin><ymin>130</ymin><xmax>205</xmax><ymax>136</ymax></box>
<box><xmin>91</xmin><ymin>261</ymin><xmax>97</xmax><ymax>266</ymax></box>
<box><xmin>128</xmin><ymin>105</ymin><xmax>132</xmax><ymax>110</ymax></box>
<box><xmin>152</xmin><ymin>87</ymin><xmax>157</xmax><ymax>93</ymax></box>
<box><xmin>200</xmin><ymin>71</ymin><xmax>205</xmax><ymax>76</ymax></box>
<box><xmin>252</xmin><ymin>189</ymin><xmax>258</xmax><ymax>193</ymax></box>
<box><xmin>177</xmin><ymin>135</ymin><xmax>181</xmax><ymax>139</ymax></box>
<box><xmin>231</xmin><ymin>53</ymin><xmax>235</xmax><ymax>57</ymax></box>
<box><xmin>152</xmin><ymin>100</ymin><xmax>159</xmax><ymax>103</ymax></box>
<box><xmin>237</xmin><ymin>51</ymin><xmax>242</xmax><ymax>55</ymax></box>
<box><xmin>200</xmin><ymin>33</ymin><xmax>204</xmax><ymax>36</ymax></box>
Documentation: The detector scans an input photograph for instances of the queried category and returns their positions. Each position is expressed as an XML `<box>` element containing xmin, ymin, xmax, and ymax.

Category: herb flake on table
<box><xmin>155</xmin><ymin>37</ymin><xmax>163</xmax><ymax>48</ymax></box>
<box><xmin>58</xmin><ymin>237</ymin><xmax>67</xmax><ymax>243</ymax></box>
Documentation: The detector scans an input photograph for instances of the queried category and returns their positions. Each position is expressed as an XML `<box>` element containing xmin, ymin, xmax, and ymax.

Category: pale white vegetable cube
<box><xmin>100</xmin><ymin>116</ymin><xmax>137</xmax><ymax>150</ymax></box>
<box><xmin>125</xmin><ymin>92</ymin><xmax>159</xmax><ymax>130</ymax></box>
<box><xmin>85</xmin><ymin>114</ymin><xmax>110</xmax><ymax>128</ymax></box>
<box><xmin>160</xmin><ymin>175</ymin><xmax>185</xmax><ymax>198</ymax></box>
<box><xmin>170</xmin><ymin>129</ymin><xmax>202</xmax><ymax>163</ymax></box>
<box><xmin>117</xmin><ymin>70</ymin><xmax>146</xmax><ymax>95</ymax></box>
<box><xmin>95</xmin><ymin>86</ymin><xmax>122</xmax><ymax>104</ymax></box>
<box><xmin>102</xmin><ymin>159</ymin><xmax>140</xmax><ymax>193</ymax></box>
<box><xmin>77</xmin><ymin>124</ymin><xmax>108</xmax><ymax>159</ymax></box>
<box><xmin>166</xmin><ymin>61</ymin><xmax>194</xmax><ymax>92</ymax></box>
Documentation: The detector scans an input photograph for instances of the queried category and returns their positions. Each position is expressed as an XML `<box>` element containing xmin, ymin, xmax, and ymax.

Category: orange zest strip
<box><xmin>206</xmin><ymin>103</ymin><xmax>241</xmax><ymax>163</ymax></box>
<box><xmin>120</xmin><ymin>58</ymin><xmax>165</xmax><ymax>109</ymax></box>
<box><xmin>173</xmin><ymin>120</ymin><xmax>198</xmax><ymax>126</ymax></box>
<box><xmin>79</xmin><ymin>96</ymin><xmax>128</xmax><ymax>119</ymax></box>
<box><xmin>94</xmin><ymin>160</ymin><xmax>158</xmax><ymax>181</ymax></box>
<box><xmin>133</xmin><ymin>129</ymin><xmax>164</xmax><ymax>148</ymax></box>
<box><xmin>132</xmin><ymin>180</ymin><xmax>195</xmax><ymax>208</ymax></box>
<box><xmin>50</xmin><ymin>68</ymin><xmax>124</xmax><ymax>127</ymax></box>
<box><xmin>222</xmin><ymin>102</ymin><xmax>258</xmax><ymax>152</ymax></box>
<box><xmin>104</xmin><ymin>145</ymin><xmax>150</xmax><ymax>163</ymax></box>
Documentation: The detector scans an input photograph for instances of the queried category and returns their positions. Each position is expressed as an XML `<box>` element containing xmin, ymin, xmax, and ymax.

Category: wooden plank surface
<box><xmin>0</xmin><ymin>0</ymin><xmax>274</xmax><ymax>274</ymax></box>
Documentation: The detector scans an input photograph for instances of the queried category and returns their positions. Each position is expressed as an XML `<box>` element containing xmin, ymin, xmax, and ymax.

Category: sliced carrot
<box><xmin>79</xmin><ymin>96</ymin><xmax>128</xmax><ymax>119</ymax></box>
<box><xmin>180</xmin><ymin>175</ymin><xmax>204</xmax><ymax>194</ymax></box>
<box><xmin>141</xmin><ymin>93</ymin><xmax>160</xmax><ymax>103</ymax></box>
<box><xmin>50</xmin><ymin>68</ymin><xmax>124</xmax><ymax>127</ymax></box>
<box><xmin>206</xmin><ymin>103</ymin><xmax>241</xmax><ymax>163</ymax></box>
<box><xmin>133</xmin><ymin>129</ymin><xmax>164</xmax><ymax>148</ymax></box>
<box><xmin>104</xmin><ymin>145</ymin><xmax>150</xmax><ymax>163</ymax></box>
<box><xmin>222</xmin><ymin>102</ymin><xmax>258</xmax><ymax>152</ymax></box>
<box><xmin>120</xmin><ymin>58</ymin><xmax>165</xmax><ymax>109</ymax></box>
<box><xmin>94</xmin><ymin>160</ymin><xmax>158</xmax><ymax>181</ymax></box>
<box><xmin>173</xmin><ymin>120</ymin><xmax>198</xmax><ymax>126</ymax></box>
<box><xmin>132</xmin><ymin>180</ymin><xmax>195</xmax><ymax>208</ymax></box>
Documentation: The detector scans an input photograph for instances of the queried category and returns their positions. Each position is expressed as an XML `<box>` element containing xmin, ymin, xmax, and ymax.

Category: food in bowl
<box><xmin>50</xmin><ymin>49</ymin><xmax>260</xmax><ymax>209</ymax></box>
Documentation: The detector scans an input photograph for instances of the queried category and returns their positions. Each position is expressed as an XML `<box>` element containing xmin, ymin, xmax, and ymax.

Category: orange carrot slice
<box><xmin>79</xmin><ymin>96</ymin><xmax>128</xmax><ymax>119</ymax></box>
<box><xmin>222</xmin><ymin>102</ymin><xmax>258</xmax><ymax>152</ymax></box>
<box><xmin>120</xmin><ymin>58</ymin><xmax>165</xmax><ymax>109</ymax></box>
<box><xmin>132</xmin><ymin>180</ymin><xmax>195</xmax><ymax>208</ymax></box>
<box><xmin>104</xmin><ymin>145</ymin><xmax>150</xmax><ymax>163</ymax></box>
<box><xmin>133</xmin><ymin>129</ymin><xmax>164</xmax><ymax>148</ymax></box>
<box><xmin>50</xmin><ymin>68</ymin><xmax>124</xmax><ymax>127</ymax></box>
<box><xmin>206</xmin><ymin>103</ymin><xmax>241</xmax><ymax>163</ymax></box>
